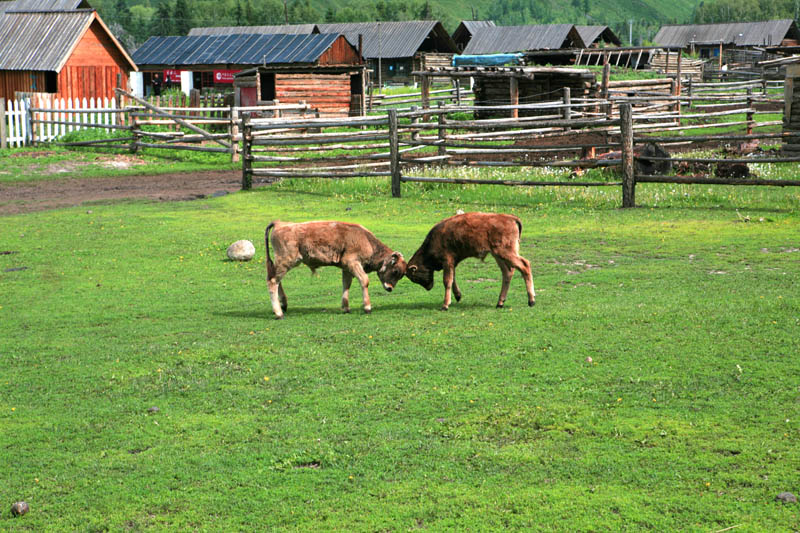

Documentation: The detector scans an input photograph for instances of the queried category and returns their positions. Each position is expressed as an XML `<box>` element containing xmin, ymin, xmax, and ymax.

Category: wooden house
<box><xmin>463</xmin><ymin>24</ymin><xmax>586</xmax><ymax>66</ymax></box>
<box><xmin>133</xmin><ymin>33</ymin><xmax>366</xmax><ymax>117</ymax></box>
<box><xmin>654</xmin><ymin>20</ymin><xmax>800</xmax><ymax>58</ymax></box>
<box><xmin>0</xmin><ymin>0</ymin><xmax>136</xmax><ymax>101</ymax></box>
<box><xmin>316</xmin><ymin>21</ymin><xmax>459</xmax><ymax>85</ymax></box>
<box><xmin>451</xmin><ymin>20</ymin><xmax>496</xmax><ymax>52</ymax></box>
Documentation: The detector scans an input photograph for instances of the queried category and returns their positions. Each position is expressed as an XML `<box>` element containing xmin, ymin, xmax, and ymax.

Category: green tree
<box><xmin>173</xmin><ymin>0</ymin><xmax>191</xmax><ymax>35</ymax></box>
<box><xmin>149</xmin><ymin>0</ymin><xmax>174</xmax><ymax>36</ymax></box>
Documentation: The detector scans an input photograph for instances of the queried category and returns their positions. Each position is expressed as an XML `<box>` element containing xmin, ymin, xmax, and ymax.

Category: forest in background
<box><xmin>94</xmin><ymin>0</ymin><xmax>800</xmax><ymax>52</ymax></box>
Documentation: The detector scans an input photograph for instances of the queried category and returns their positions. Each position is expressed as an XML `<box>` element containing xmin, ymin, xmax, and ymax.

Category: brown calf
<box><xmin>265</xmin><ymin>220</ymin><xmax>406</xmax><ymax>319</ymax></box>
<box><xmin>406</xmin><ymin>212</ymin><xmax>535</xmax><ymax>310</ymax></box>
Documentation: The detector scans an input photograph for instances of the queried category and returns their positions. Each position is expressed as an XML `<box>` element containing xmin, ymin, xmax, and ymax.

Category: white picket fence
<box><xmin>2</xmin><ymin>97</ymin><xmax>29</xmax><ymax>148</ymax></box>
<box><xmin>2</xmin><ymin>96</ymin><xmax>118</xmax><ymax>147</ymax></box>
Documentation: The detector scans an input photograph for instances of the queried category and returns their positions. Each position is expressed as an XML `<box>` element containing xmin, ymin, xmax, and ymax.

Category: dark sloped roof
<box><xmin>452</xmin><ymin>20</ymin><xmax>495</xmax><ymax>49</ymax></box>
<box><xmin>654</xmin><ymin>20</ymin><xmax>799</xmax><ymax>47</ymax></box>
<box><xmin>132</xmin><ymin>33</ymin><xmax>342</xmax><ymax>67</ymax></box>
<box><xmin>315</xmin><ymin>20</ymin><xmax>458</xmax><ymax>59</ymax></box>
<box><xmin>463</xmin><ymin>24</ymin><xmax>584</xmax><ymax>54</ymax></box>
<box><xmin>3</xmin><ymin>0</ymin><xmax>89</xmax><ymax>11</ymax></box>
<box><xmin>188</xmin><ymin>24</ymin><xmax>315</xmax><ymax>36</ymax></box>
<box><xmin>0</xmin><ymin>9</ymin><xmax>94</xmax><ymax>70</ymax></box>
<box><xmin>576</xmin><ymin>25</ymin><xmax>621</xmax><ymax>47</ymax></box>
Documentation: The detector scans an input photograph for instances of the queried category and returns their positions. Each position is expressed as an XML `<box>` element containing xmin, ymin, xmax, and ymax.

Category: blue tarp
<box><xmin>452</xmin><ymin>53</ymin><xmax>523</xmax><ymax>67</ymax></box>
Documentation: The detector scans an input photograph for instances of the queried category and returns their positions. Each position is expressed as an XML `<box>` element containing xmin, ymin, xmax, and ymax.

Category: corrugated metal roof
<box><xmin>315</xmin><ymin>20</ymin><xmax>457</xmax><ymax>58</ymax></box>
<box><xmin>576</xmin><ymin>25</ymin><xmax>621</xmax><ymax>46</ymax></box>
<box><xmin>188</xmin><ymin>24</ymin><xmax>315</xmax><ymax>36</ymax></box>
<box><xmin>452</xmin><ymin>20</ymin><xmax>495</xmax><ymax>49</ymax></box>
<box><xmin>132</xmin><ymin>32</ymin><xmax>342</xmax><ymax>66</ymax></box>
<box><xmin>0</xmin><ymin>10</ymin><xmax>93</xmax><ymax>70</ymax></box>
<box><xmin>654</xmin><ymin>20</ymin><xmax>799</xmax><ymax>47</ymax></box>
<box><xmin>463</xmin><ymin>24</ymin><xmax>583</xmax><ymax>54</ymax></box>
<box><xmin>4</xmin><ymin>0</ymin><xmax>88</xmax><ymax>11</ymax></box>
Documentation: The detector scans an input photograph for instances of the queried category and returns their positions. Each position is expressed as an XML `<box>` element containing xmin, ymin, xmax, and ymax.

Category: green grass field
<box><xmin>1</xmin><ymin>170</ymin><xmax>799</xmax><ymax>530</ymax></box>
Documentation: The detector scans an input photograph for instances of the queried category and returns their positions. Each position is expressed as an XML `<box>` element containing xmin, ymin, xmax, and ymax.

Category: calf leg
<box><xmin>268</xmin><ymin>265</ymin><xmax>291</xmax><ymax>319</ymax></box>
<box><xmin>341</xmin><ymin>270</ymin><xmax>354</xmax><ymax>313</ymax></box>
<box><xmin>494</xmin><ymin>256</ymin><xmax>514</xmax><ymax>308</ymax></box>
<box><xmin>501</xmin><ymin>252</ymin><xmax>535</xmax><ymax>307</ymax></box>
<box><xmin>441</xmin><ymin>261</ymin><xmax>456</xmax><ymax>311</ymax></box>
<box><xmin>278</xmin><ymin>283</ymin><xmax>288</xmax><ymax>312</ymax></box>
<box><xmin>346</xmin><ymin>262</ymin><xmax>372</xmax><ymax>314</ymax></box>
<box><xmin>452</xmin><ymin>272</ymin><xmax>462</xmax><ymax>302</ymax></box>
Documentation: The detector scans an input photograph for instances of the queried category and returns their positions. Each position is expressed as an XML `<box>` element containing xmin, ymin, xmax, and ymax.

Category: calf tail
<box><xmin>265</xmin><ymin>221</ymin><xmax>276</xmax><ymax>280</ymax></box>
<box><xmin>513</xmin><ymin>216</ymin><xmax>523</xmax><ymax>242</ymax></box>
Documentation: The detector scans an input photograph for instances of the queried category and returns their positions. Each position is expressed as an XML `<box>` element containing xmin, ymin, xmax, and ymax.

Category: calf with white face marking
<box><xmin>265</xmin><ymin>220</ymin><xmax>406</xmax><ymax>319</ymax></box>
<box><xmin>406</xmin><ymin>212</ymin><xmax>535</xmax><ymax>310</ymax></box>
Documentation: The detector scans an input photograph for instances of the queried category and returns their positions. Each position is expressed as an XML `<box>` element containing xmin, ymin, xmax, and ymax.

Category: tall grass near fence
<box><xmin>1</xmin><ymin>183</ymin><xmax>798</xmax><ymax>530</ymax></box>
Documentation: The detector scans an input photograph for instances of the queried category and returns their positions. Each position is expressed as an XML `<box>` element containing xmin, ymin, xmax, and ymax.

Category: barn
<box><xmin>132</xmin><ymin>32</ymin><xmax>366</xmax><ymax>117</ymax></box>
<box><xmin>451</xmin><ymin>20</ymin><xmax>496</xmax><ymax>52</ymax></box>
<box><xmin>462</xmin><ymin>24</ymin><xmax>586</xmax><ymax>65</ymax></box>
<box><xmin>0</xmin><ymin>0</ymin><xmax>136</xmax><ymax>101</ymax></box>
<box><xmin>654</xmin><ymin>20</ymin><xmax>800</xmax><ymax>58</ymax></box>
<box><xmin>576</xmin><ymin>26</ymin><xmax>622</xmax><ymax>48</ymax></box>
<box><xmin>316</xmin><ymin>21</ymin><xmax>459</xmax><ymax>86</ymax></box>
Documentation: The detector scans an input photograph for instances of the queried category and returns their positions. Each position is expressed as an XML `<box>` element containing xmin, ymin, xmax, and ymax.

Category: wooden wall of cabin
<box><xmin>473</xmin><ymin>74</ymin><xmax>598</xmax><ymax>118</ymax></box>
<box><xmin>0</xmin><ymin>70</ymin><xmax>47</xmax><ymax>100</ymax></box>
<box><xmin>57</xmin><ymin>20</ymin><xmax>131</xmax><ymax>101</ymax></box>
<box><xmin>276</xmin><ymin>72</ymin><xmax>352</xmax><ymax>117</ymax></box>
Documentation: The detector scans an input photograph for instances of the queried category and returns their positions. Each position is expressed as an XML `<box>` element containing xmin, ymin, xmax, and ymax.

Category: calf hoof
<box><xmin>496</xmin><ymin>303</ymin><xmax>504</xmax><ymax>309</ymax></box>
<box><xmin>529</xmin><ymin>300</ymin><xmax>536</xmax><ymax>307</ymax></box>
<box><xmin>364</xmin><ymin>307</ymin><xmax>372</xmax><ymax>315</ymax></box>
<box><xmin>342</xmin><ymin>309</ymin><xmax>350</xmax><ymax>314</ymax></box>
<box><xmin>440</xmin><ymin>306</ymin><xmax>449</xmax><ymax>311</ymax></box>
<box><xmin>274</xmin><ymin>314</ymin><xmax>284</xmax><ymax>320</ymax></box>
<box><xmin>454</xmin><ymin>293</ymin><xmax>462</xmax><ymax>302</ymax></box>
<box><xmin>281</xmin><ymin>304</ymin><xmax>288</xmax><ymax>312</ymax></box>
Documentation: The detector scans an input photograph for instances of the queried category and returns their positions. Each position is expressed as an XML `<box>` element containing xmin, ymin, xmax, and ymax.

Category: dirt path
<box><xmin>0</xmin><ymin>171</ymin><xmax>243</xmax><ymax>215</ymax></box>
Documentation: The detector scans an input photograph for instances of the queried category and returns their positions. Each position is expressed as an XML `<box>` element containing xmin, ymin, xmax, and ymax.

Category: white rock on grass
<box><xmin>227</xmin><ymin>240</ymin><xmax>255</xmax><ymax>261</ymax></box>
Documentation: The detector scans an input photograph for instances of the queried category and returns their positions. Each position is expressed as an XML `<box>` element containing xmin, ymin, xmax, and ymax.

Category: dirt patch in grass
<box><xmin>0</xmin><ymin>170</ymin><xmax>244</xmax><ymax>215</ymax></box>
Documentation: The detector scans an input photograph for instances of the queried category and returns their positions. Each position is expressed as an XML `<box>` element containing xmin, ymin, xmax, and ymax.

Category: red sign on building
<box><xmin>213</xmin><ymin>70</ymin><xmax>240</xmax><ymax>84</ymax></box>
<box><xmin>163</xmin><ymin>69</ymin><xmax>182</xmax><ymax>83</ymax></box>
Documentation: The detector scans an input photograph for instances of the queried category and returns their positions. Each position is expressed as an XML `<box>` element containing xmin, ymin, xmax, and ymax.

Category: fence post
<box><xmin>687</xmin><ymin>78</ymin><xmax>693</xmax><ymax>109</ymax></box>
<box><xmin>437</xmin><ymin>101</ymin><xmax>447</xmax><ymax>157</ymax></box>
<box><xmin>389</xmin><ymin>108</ymin><xmax>401</xmax><ymax>198</ymax></box>
<box><xmin>410</xmin><ymin>105</ymin><xmax>419</xmax><ymax>142</ymax></box>
<box><xmin>620</xmin><ymin>103</ymin><xmax>635</xmax><ymax>208</ymax></box>
<box><xmin>230</xmin><ymin>105</ymin><xmax>240</xmax><ymax>163</ymax></box>
<box><xmin>746</xmin><ymin>88</ymin><xmax>753</xmax><ymax>136</ymax></box>
<box><xmin>455</xmin><ymin>80</ymin><xmax>462</xmax><ymax>106</ymax></box>
<box><xmin>0</xmin><ymin>98</ymin><xmax>6</xmax><ymax>149</ymax></box>
<box><xmin>670</xmin><ymin>79</ymin><xmax>679</xmax><ymax>124</ymax></box>
<box><xmin>129</xmin><ymin>113</ymin><xmax>139</xmax><ymax>153</ymax></box>
<box><xmin>241</xmin><ymin>113</ymin><xmax>252</xmax><ymax>190</ymax></box>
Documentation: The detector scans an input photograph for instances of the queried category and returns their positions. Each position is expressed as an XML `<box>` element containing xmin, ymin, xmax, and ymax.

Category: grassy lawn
<box><xmin>1</xmin><ymin>174</ymin><xmax>799</xmax><ymax>530</ymax></box>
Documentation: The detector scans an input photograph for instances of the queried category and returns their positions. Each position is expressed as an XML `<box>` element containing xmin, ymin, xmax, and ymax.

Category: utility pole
<box><xmin>378</xmin><ymin>21</ymin><xmax>382</xmax><ymax>92</ymax></box>
<box><xmin>629</xmin><ymin>19</ymin><xmax>633</xmax><ymax>46</ymax></box>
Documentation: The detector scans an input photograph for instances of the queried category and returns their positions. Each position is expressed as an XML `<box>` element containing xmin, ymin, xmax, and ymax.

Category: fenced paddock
<box><xmin>241</xmin><ymin>81</ymin><xmax>800</xmax><ymax>207</ymax></box>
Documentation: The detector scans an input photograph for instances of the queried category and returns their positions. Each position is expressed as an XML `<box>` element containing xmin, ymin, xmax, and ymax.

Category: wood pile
<box><xmin>416</xmin><ymin>53</ymin><xmax>454</xmax><ymax>85</ymax></box>
<box><xmin>650</xmin><ymin>51</ymin><xmax>704</xmax><ymax>82</ymax></box>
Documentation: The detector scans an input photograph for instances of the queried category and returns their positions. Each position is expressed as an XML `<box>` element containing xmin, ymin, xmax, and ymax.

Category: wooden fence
<box><xmin>241</xmin><ymin>92</ymin><xmax>800</xmax><ymax>207</ymax></box>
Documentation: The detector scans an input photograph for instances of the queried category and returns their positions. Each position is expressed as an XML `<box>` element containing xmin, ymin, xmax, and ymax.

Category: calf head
<box><xmin>405</xmin><ymin>258</ymin><xmax>434</xmax><ymax>291</ymax></box>
<box><xmin>378</xmin><ymin>252</ymin><xmax>406</xmax><ymax>292</ymax></box>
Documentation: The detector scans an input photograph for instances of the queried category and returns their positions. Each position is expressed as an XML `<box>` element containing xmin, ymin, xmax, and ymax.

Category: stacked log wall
<box><xmin>474</xmin><ymin>72</ymin><xmax>597</xmax><ymax>119</ymax></box>
<box><xmin>276</xmin><ymin>73</ymin><xmax>351</xmax><ymax>117</ymax></box>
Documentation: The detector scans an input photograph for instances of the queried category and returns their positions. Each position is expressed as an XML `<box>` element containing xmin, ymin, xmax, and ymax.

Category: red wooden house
<box><xmin>0</xmin><ymin>0</ymin><xmax>137</xmax><ymax>101</ymax></box>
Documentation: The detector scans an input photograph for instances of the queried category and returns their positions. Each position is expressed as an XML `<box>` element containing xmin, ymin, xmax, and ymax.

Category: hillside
<box><xmin>95</xmin><ymin>0</ymin><xmax>699</xmax><ymax>49</ymax></box>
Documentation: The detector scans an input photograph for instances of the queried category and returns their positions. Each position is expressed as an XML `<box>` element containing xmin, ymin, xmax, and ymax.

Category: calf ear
<box><xmin>408</xmin><ymin>265</ymin><xmax>417</xmax><ymax>274</ymax></box>
<box><xmin>391</xmin><ymin>251</ymin><xmax>403</xmax><ymax>264</ymax></box>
